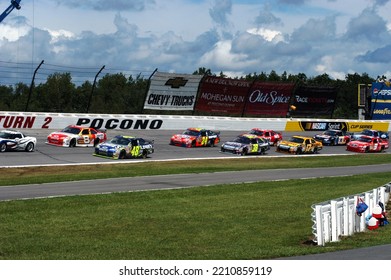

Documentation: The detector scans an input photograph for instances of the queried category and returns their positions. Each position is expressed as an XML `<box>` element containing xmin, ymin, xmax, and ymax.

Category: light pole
<box><xmin>25</xmin><ymin>60</ymin><xmax>44</xmax><ymax>112</ymax></box>
<box><xmin>86</xmin><ymin>65</ymin><xmax>105</xmax><ymax>113</ymax></box>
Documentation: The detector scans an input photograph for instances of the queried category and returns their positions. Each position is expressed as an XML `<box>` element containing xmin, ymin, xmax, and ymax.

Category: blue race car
<box><xmin>94</xmin><ymin>135</ymin><xmax>154</xmax><ymax>159</ymax></box>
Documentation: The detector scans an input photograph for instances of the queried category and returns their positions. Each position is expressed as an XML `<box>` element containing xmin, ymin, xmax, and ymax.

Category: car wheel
<box><xmin>365</xmin><ymin>147</ymin><xmax>370</xmax><ymax>153</ymax></box>
<box><xmin>295</xmin><ymin>148</ymin><xmax>302</xmax><ymax>155</ymax></box>
<box><xmin>0</xmin><ymin>142</ymin><xmax>6</xmax><ymax>152</ymax></box>
<box><xmin>93</xmin><ymin>138</ymin><xmax>100</xmax><ymax>147</ymax></box>
<box><xmin>209</xmin><ymin>139</ymin><xmax>215</xmax><ymax>147</ymax></box>
<box><xmin>380</xmin><ymin>146</ymin><xmax>385</xmax><ymax>153</ymax></box>
<box><xmin>119</xmin><ymin>150</ymin><xmax>126</xmax><ymax>159</ymax></box>
<box><xmin>142</xmin><ymin>151</ymin><xmax>148</xmax><ymax>159</ymax></box>
<box><xmin>69</xmin><ymin>139</ymin><xmax>76</xmax><ymax>147</ymax></box>
<box><xmin>313</xmin><ymin>147</ymin><xmax>318</xmax><ymax>154</ymax></box>
<box><xmin>191</xmin><ymin>141</ymin><xmax>196</xmax><ymax>147</ymax></box>
<box><xmin>25</xmin><ymin>142</ymin><xmax>35</xmax><ymax>152</ymax></box>
<box><xmin>240</xmin><ymin>148</ymin><xmax>248</xmax><ymax>156</ymax></box>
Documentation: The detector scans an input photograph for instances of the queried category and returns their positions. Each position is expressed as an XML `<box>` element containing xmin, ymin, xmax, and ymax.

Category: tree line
<box><xmin>0</xmin><ymin>67</ymin><xmax>376</xmax><ymax>119</ymax></box>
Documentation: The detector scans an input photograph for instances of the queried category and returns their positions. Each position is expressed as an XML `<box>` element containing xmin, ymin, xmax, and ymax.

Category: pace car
<box><xmin>246</xmin><ymin>128</ymin><xmax>282</xmax><ymax>146</ymax></box>
<box><xmin>220</xmin><ymin>134</ymin><xmax>270</xmax><ymax>156</ymax></box>
<box><xmin>94</xmin><ymin>135</ymin><xmax>154</xmax><ymax>159</ymax></box>
<box><xmin>169</xmin><ymin>128</ymin><xmax>220</xmax><ymax>148</ymax></box>
<box><xmin>276</xmin><ymin>136</ymin><xmax>323</xmax><ymax>154</ymax></box>
<box><xmin>346</xmin><ymin>136</ymin><xmax>389</xmax><ymax>153</ymax></box>
<box><xmin>0</xmin><ymin>129</ymin><xmax>37</xmax><ymax>152</ymax></box>
<box><xmin>46</xmin><ymin>125</ymin><xmax>107</xmax><ymax>147</ymax></box>
<box><xmin>313</xmin><ymin>129</ymin><xmax>351</xmax><ymax>146</ymax></box>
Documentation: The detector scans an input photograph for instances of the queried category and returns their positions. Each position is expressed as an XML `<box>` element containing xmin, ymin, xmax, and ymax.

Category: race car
<box><xmin>94</xmin><ymin>135</ymin><xmax>154</xmax><ymax>159</ymax></box>
<box><xmin>220</xmin><ymin>134</ymin><xmax>270</xmax><ymax>156</ymax></box>
<box><xmin>169</xmin><ymin>128</ymin><xmax>220</xmax><ymax>148</ymax></box>
<box><xmin>276</xmin><ymin>136</ymin><xmax>323</xmax><ymax>154</ymax></box>
<box><xmin>46</xmin><ymin>125</ymin><xmax>107</xmax><ymax>147</ymax></box>
<box><xmin>313</xmin><ymin>129</ymin><xmax>351</xmax><ymax>146</ymax></box>
<box><xmin>351</xmin><ymin>129</ymin><xmax>389</xmax><ymax>141</ymax></box>
<box><xmin>0</xmin><ymin>129</ymin><xmax>37</xmax><ymax>152</ymax></box>
<box><xmin>346</xmin><ymin>136</ymin><xmax>389</xmax><ymax>153</ymax></box>
<box><xmin>246</xmin><ymin>128</ymin><xmax>282</xmax><ymax>146</ymax></box>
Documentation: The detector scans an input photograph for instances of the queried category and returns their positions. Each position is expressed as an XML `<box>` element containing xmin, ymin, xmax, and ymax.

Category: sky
<box><xmin>1</xmin><ymin>0</ymin><xmax>391</xmax><ymax>86</ymax></box>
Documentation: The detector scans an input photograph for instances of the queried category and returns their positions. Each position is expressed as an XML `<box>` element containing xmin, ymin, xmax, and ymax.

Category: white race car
<box><xmin>0</xmin><ymin>130</ymin><xmax>37</xmax><ymax>152</ymax></box>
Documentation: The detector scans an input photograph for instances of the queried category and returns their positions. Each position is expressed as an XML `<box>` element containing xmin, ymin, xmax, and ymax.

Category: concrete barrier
<box><xmin>0</xmin><ymin>111</ymin><xmax>390</xmax><ymax>131</ymax></box>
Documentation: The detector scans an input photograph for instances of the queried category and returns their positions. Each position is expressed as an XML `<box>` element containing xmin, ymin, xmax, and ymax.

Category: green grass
<box><xmin>0</xmin><ymin>154</ymin><xmax>390</xmax><ymax>259</ymax></box>
<box><xmin>1</xmin><ymin>153</ymin><xmax>391</xmax><ymax>186</ymax></box>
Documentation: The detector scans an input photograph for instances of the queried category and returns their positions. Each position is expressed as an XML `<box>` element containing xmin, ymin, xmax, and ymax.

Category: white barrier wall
<box><xmin>312</xmin><ymin>182</ymin><xmax>391</xmax><ymax>246</ymax></box>
<box><xmin>0</xmin><ymin>111</ymin><xmax>390</xmax><ymax>131</ymax></box>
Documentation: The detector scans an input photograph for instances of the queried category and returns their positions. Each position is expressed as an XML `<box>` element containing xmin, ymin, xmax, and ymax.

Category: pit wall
<box><xmin>0</xmin><ymin>111</ymin><xmax>390</xmax><ymax>132</ymax></box>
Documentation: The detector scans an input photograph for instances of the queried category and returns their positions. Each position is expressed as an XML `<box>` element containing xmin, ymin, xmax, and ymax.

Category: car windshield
<box><xmin>249</xmin><ymin>130</ymin><xmax>263</xmax><ymax>136</ymax></box>
<box><xmin>0</xmin><ymin>131</ymin><xmax>12</xmax><ymax>138</ymax></box>
<box><xmin>62</xmin><ymin>126</ymin><xmax>81</xmax><ymax>134</ymax></box>
<box><xmin>233</xmin><ymin>136</ymin><xmax>251</xmax><ymax>144</ymax></box>
<box><xmin>183</xmin><ymin>129</ymin><xmax>199</xmax><ymax>136</ymax></box>
<box><xmin>110</xmin><ymin>136</ymin><xmax>131</xmax><ymax>145</ymax></box>
<box><xmin>0</xmin><ymin>131</ymin><xmax>22</xmax><ymax>139</ymax></box>
<box><xmin>289</xmin><ymin>137</ymin><xmax>304</xmax><ymax>144</ymax></box>
<box><xmin>323</xmin><ymin>130</ymin><xmax>337</xmax><ymax>136</ymax></box>
<box><xmin>357</xmin><ymin>137</ymin><xmax>372</xmax><ymax>143</ymax></box>
<box><xmin>360</xmin><ymin>130</ymin><xmax>374</xmax><ymax>136</ymax></box>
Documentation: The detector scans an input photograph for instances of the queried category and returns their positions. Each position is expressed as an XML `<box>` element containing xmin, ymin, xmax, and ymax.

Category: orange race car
<box><xmin>46</xmin><ymin>125</ymin><xmax>107</xmax><ymax>147</ymax></box>
<box><xmin>169</xmin><ymin>127</ymin><xmax>220</xmax><ymax>148</ymax></box>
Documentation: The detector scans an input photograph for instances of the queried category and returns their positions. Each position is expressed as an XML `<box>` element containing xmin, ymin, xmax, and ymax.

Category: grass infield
<box><xmin>0</xmin><ymin>154</ymin><xmax>390</xmax><ymax>259</ymax></box>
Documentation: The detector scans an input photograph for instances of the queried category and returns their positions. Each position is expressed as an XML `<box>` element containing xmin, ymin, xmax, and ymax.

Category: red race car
<box><xmin>170</xmin><ymin>127</ymin><xmax>220</xmax><ymax>148</ymax></box>
<box><xmin>246</xmin><ymin>128</ymin><xmax>283</xmax><ymax>146</ymax></box>
<box><xmin>46</xmin><ymin>125</ymin><xmax>107</xmax><ymax>147</ymax></box>
<box><xmin>346</xmin><ymin>136</ymin><xmax>389</xmax><ymax>153</ymax></box>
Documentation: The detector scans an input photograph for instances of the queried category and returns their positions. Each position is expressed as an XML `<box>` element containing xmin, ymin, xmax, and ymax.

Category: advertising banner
<box><xmin>244</xmin><ymin>82</ymin><xmax>295</xmax><ymax>117</ymax></box>
<box><xmin>370</xmin><ymin>82</ymin><xmax>391</xmax><ymax>120</ymax></box>
<box><xmin>195</xmin><ymin>76</ymin><xmax>251</xmax><ymax>115</ymax></box>
<box><xmin>291</xmin><ymin>86</ymin><xmax>337</xmax><ymax>118</ymax></box>
<box><xmin>143</xmin><ymin>72</ymin><xmax>203</xmax><ymax>111</ymax></box>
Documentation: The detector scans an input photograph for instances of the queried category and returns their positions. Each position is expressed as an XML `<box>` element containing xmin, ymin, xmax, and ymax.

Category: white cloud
<box><xmin>246</xmin><ymin>27</ymin><xmax>284</xmax><ymax>42</ymax></box>
<box><xmin>2</xmin><ymin>0</ymin><xmax>391</xmax><ymax>85</ymax></box>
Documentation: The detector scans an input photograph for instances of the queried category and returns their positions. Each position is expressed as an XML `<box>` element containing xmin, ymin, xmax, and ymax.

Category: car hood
<box><xmin>279</xmin><ymin>140</ymin><xmax>301</xmax><ymax>147</ymax></box>
<box><xmin>348</xmin><ymin>140</ymin><xmax>367</xmax><ymax>146</ymax></box>
<box><xmin>97</xmin><ymin>143</ymin><xmax>124</xmax><ymax>149</ymax></box>
<box><xmin>315</xmin><ymin>134</ymin><xmax>331</xmax><ymax>139</ymax></box>
<box><xmin>48</xmin><ymin>132</ymin><xmax>75</xmax><ymax>138</ymax></box>
<box><xmin>172</xmin><ymin>134</ymin><xmax>196</xmax><ymax>140</ymax></box>
<box><xmin>223</xmin><ymin>141</ymin><xmax>244</xmax><ymax>147</ymax></box>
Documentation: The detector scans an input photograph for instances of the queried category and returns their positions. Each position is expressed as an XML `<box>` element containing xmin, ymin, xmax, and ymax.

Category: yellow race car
<box><xmin>276</xmin><ymin>136</ymin><xmax>322</xmax><ymax>154</ymax></box>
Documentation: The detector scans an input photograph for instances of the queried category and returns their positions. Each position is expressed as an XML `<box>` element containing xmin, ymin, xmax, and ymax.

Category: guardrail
<box><xmin>312</xmin><ymin>182</ymin><xmax>391</xmax><ymax>246</ymax></box>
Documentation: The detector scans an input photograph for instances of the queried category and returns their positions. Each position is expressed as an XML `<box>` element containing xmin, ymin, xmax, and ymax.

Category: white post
<box><xmin>331</xmin><ymin>200</ymin><xmax>339</xmax><ymax>242</ymax></box>
<box><xmin>379</xmin><ymin>187</ymin><xmax>386</xmax><ymax>205</ymax></box>
<box><xmin>348</xmin><ymin>199</ymin><xmax>355</xmax><ymax>235</ymax></box>
<box><xmin>324</xmin><ymin>213</ymin><xmax>331</xmax><ymax>243</ymax></box>
<box><xmin>343</xmin><ymin>198</ymin><xmax>349</xmax><ymax>236</ymax></box>
<box><xmin>315</xmin><ymin>205</ymin><xmax>324</xmax><ymax>246</ymax></box>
